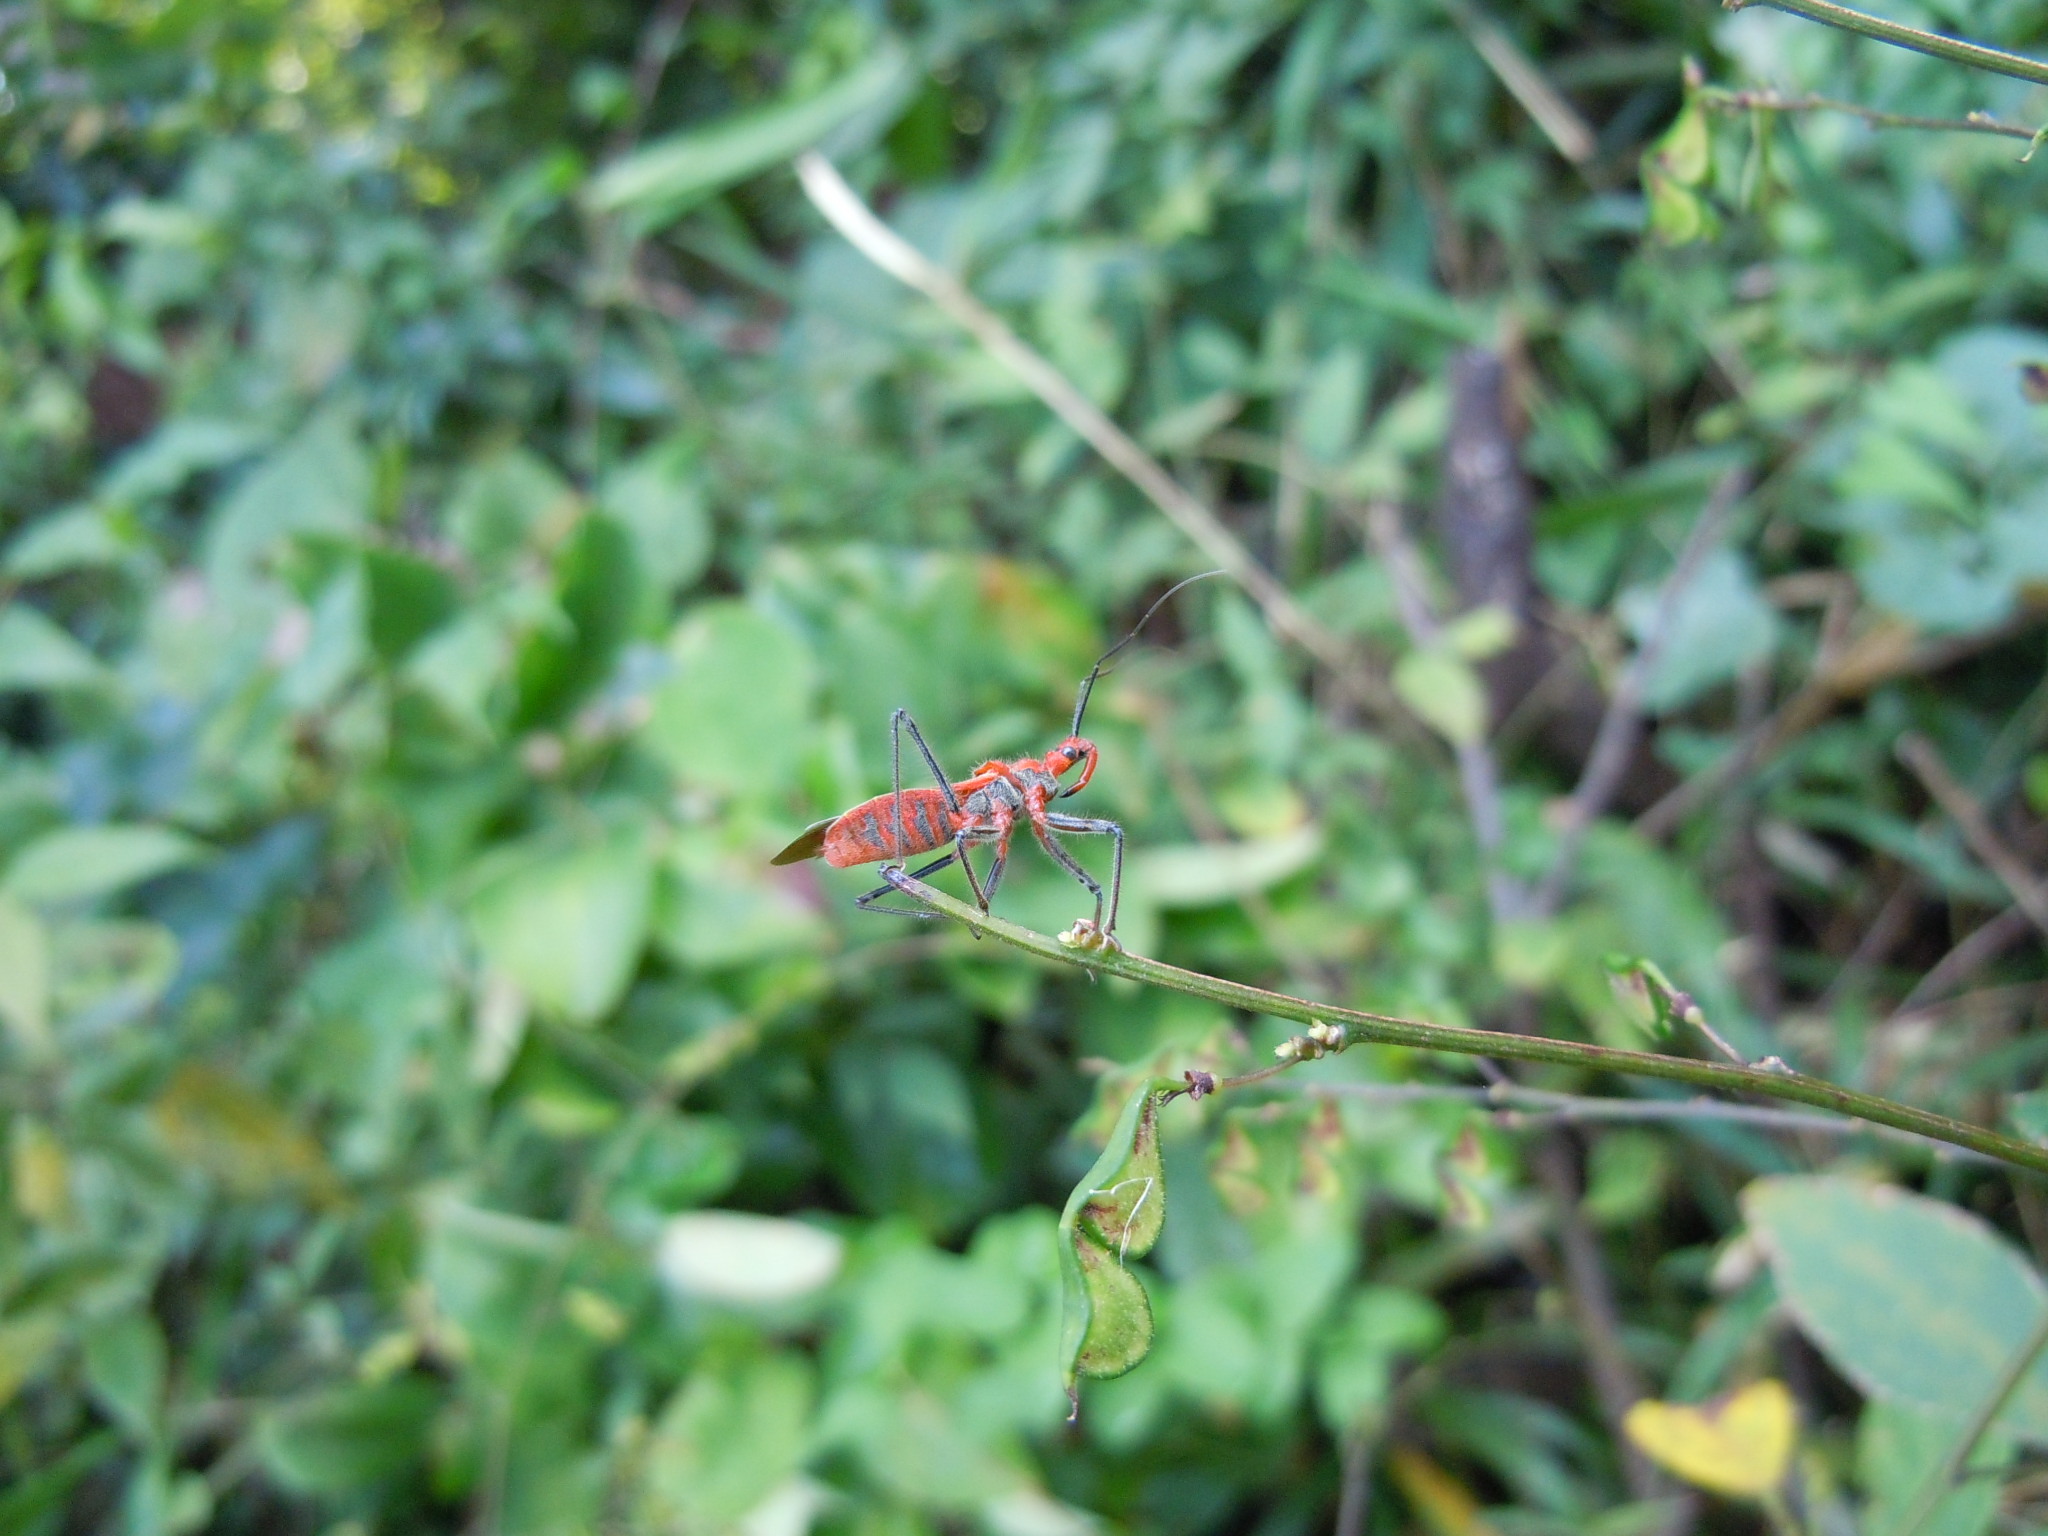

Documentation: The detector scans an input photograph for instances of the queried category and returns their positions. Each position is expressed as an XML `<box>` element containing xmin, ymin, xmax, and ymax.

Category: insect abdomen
<box><xmin>820</xmin><ymin>789</ymin><xmax>955</xmax><ymax>867</ymax></box>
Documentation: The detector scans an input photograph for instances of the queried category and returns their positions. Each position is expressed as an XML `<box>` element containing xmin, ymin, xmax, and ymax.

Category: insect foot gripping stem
<box><xmin>1058</xmin><ymin>918</ymin><xmax>1124</xmax><ymax>955</ymax></box>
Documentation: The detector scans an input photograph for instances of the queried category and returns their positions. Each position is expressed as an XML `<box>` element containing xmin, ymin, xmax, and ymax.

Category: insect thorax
<box><xmin>965</xmin><ymin>777</ymin><xmax>1030</xmax><ymax>817</ymax></box>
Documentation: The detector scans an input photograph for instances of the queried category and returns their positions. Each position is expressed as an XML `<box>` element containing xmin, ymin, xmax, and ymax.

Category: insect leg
<box><xmin>888</xmin><ymin>708</ymin><xmax>964</xmax><ymax>866</ymax></box>
<box><xmin>853</xmin><ymin>850</ymin><xmax>962</xmax><ymax>920</ymax></box>
<box><xmin>1032</xmin><ymin>824</ymin><xmax>1106</xmax><ymax>933</ymax></box>
<box><xmin>1043</xmin><ymin>812</ymin><xmax>1125</xmax><ymax>935</ymax></box>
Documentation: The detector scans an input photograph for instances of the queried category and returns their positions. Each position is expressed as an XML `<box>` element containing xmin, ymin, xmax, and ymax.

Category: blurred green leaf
<box><xmin>1393</xmin><ymin>647</ymin><xmax>1488</xmax><ymax>746</ymax></box>
<box><xmin>1131</xmin><ymin>824</ymin><xmax>1323</xmax><ymax>910</ymax></box>
<box><xmin>589</xmin><ymin>45</ymin><xmax>911</xmax><ymax>224</ymax></box>
<box><xmin>362</xmin><ymin>546</ymin><xmax>462</xmax><ymax>666</ymax></box>
<box><xmin>512</xmin><ymin>512</ymin><xmax>639</xmax><ymax>728</ymax></box>
<box><xmin>0</xmin><ymin>894</ymin><xmax>50</xmax><ymax>1050</ymax></box>
<box><xmin>598</xmin><ymin>434</ymin><xmax>713</xmax><ymax>597</ymax></box>
<box><xmin>1856</xmin><ymin>1399</ymin><xmax>2011</xmax><ymax>1536</ymax></box>
<box><xmin>83</xmin><ymin>1311</ymin><xmax>167</xmax><ymax>1440</ymax></box>
<box><xmin>252</xmin><ymin>1381</ymin><xmax>440</xmax><ymax>1496</ymax></box>
<box><xmin>0</xmin><ymin>605</ymin><xmax>112</xmax><ymax>691</ymax></box>
<box><xmin>464</xmin><ymin>808</ymin><xmax>656</xmax><ymax>1025</ymax></box>
<box><xmin>0</xmin><ymin>1311</ymin><xmax>66</xmax><ymax>1409</ymax></box>
<box><xmin>642</xmin><ymin>601</ymin><xmax>816</xmax><ymax>799</ymax></box>
<box><xmin>1583</xmin><ymin>1130</ymin><xmax>1669</xmax><ymax>1229</ymax></box>
<box><xmin>639</xmin><ymin>1349</ymin><xmax>816</xmax><ymax>1528</ymax></box>
<box><xmin>4</xmin><ymin>824</ymin><xmax>208</xmax><ymax>905</ymax></box>
<box><xmin>1619</xmin><ymin>549</ymin><xmax>1779</xmax><ymax>711</ymax></box>
<box><xmin>1314</xmin><ymin>1286</ymin><xmax>1447</xmax><ymax>1434</ymax></box>
<box><xmin>202</xmin><ymin>410</ymin><xmax>370</xmax><ymax>600</ymax></box>
<box><xmin>1746</xmin><ymin>1176</ymin><xmax>2048</xmax><ymax>1441</ymax></box>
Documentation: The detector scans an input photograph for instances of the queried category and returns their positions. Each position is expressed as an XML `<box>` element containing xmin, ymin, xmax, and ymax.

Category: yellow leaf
<box><xmin>1387</xmin><ymin>1446</ymin><xmax>1502</xmax><ymax>1536</ymax></box>
<box><xmin>10</xmin><ymin>1118</ymin><xmax>70</xmax><ymax>1223</ymax></box>
<box><xmin>1623</xmin><ymin>1379</ymin><xmax>1796</xmax><ymax>1496</ymax></box>
<box><xmin>153</xmin><ymin>1064</ymin><xmax>336</xmax><ymax>1202</ymax></box>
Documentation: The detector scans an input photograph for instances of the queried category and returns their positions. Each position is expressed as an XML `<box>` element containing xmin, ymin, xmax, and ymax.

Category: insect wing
<box><xmin>769</xmin><ymin>819</ymin><xmax>834</xmax><ymax>865</ymax></box>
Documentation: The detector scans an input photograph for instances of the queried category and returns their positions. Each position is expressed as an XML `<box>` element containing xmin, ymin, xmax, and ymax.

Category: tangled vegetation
<box><xmin>5</xmin><ymin>0</ymin><xmax>2048</xmax><ymax>1532</ymax></box>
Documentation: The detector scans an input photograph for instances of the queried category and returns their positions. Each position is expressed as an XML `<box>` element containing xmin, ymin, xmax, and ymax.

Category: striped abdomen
<box><xmin>771</xmin><ymin>788</ymin><xmax>957</xmax><ymax>868</ymax></box>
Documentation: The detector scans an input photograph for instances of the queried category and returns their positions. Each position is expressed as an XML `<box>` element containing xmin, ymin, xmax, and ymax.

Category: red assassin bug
<box><xmin>770</xmin><ymin>571</ymin><xmax>1222</xmax><ymax>951</ymax></box>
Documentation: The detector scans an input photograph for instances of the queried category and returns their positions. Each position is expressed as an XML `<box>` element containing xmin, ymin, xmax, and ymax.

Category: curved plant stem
<box><xmin>878</xmin><ymin>868</ymin><xmax>2048</xmax><ymax>1176</ymax></box>
<box><xmin>1726</xmin><ymin>0</ymin><xmax>2048</xmax><ymax>90</ymax></box>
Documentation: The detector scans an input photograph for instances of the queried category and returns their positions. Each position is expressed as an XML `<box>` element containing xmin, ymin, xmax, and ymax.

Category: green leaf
<box><xmin>638</xmin><ymin>1349</ymin><xmax>815</xmax><ymax>1529</ymax></box>
<box><xmin>3</xmin><ymin>504</ymin><xmax>130</xmax><ymax>579</ymax></box>
<box><xmin>0</xmin><ymin>605</ymin><xmax>112</xmax><ymax>692</ymax></box>
<box><xmin>1652</xmin><ymin>100</ymin><xmax>1711</xmax><ymax>186</ymax></box>
<box><xmin>252</xmin><ymin>1380</ymin><xmax>439</xmax><ymax>1496</ymax></box>
<box><xmin>464</xmin><ymin>809</ymin><xmax>656</xmax><ymax>1024</ymax></box>
<box><xmin>1583</xmin><ymin>1129</ymin><xmax>1669</xmax><ymax>1228</ymax></box>
<box><xmin>1059</xmin><ymin>1081</ymin><xmax>1174</xmax><ymax>1405</ymax></box>
<box><xmin>1130</xmin><ymin>823</ymin><xmax>1324</xmax><ymax>909</ymax></box>
<box><xmin>588</xmin><ymin>45</ymin><xmax>911</xmax><ymax>225</ymax></box>
<box><xmin>0</xmin><ymin>1431</ymin><xmax>120</xmax><ymax>1531</ymax></box>
<box><xmin>2010</xmin><ymin>1088</ymin><xmax>2048</xmax><ymax>1146</ymax></box>
<box><xmin>512</xmin><ymin>513</ymin><xmax>640</xmax><ymax>729</ymax></box>
<box><xmin>52</xmin><ymin>919</ymin><xmax>181</xmax><ymax>1030</ymax></box>
<box><xmin>641</xmin><ymin>602</ymin><xmax>816</xmax><ymax>799</ymax></box>
<box><xmin>1745</xmin><ymin>1176</ymin><xmax>2048</xmax><ymax>1443</ymax></box>
<box><xmin>1602</xmin><ymin>954</ymin><xmax>1701</xmax><ymax>1041</ymax></box>
<box><xmin>362</xmin><ymin>546</ymin><xmax>462</xmax><ymax>665</ymax></box>
<box><xmin>1442</xmin><ymin>604</ymin><xmax>1518</xmax><ymax>661</ymax></box>
<box><xmin>1393</xmin><ymin>647</ymin><xmax>1488</xmax><ymax>746</ymax></box>
<box><xmin>202</xmin><ymin>409</ymin><xmax>370</xmax><ymax>600</ymax></box>
<box><xmin>0</xmin><ymin>894</ymin><xmax>50</xmax><ymax>1051</ymax></box>
<box><xmin>1314</xmin><ymin>1287</ymin><xmax>1447</xmax><ymax>1434</ymax></box>
<box><xmin>83</xmin><ymin>1311</ymin><xmax>167</xmax><ymax>1440</ymax></box>
<box><xmin>1857</xmin><ymin>1399</ymin><xmax>2012</xmax><ymax>1536</ymax></box>
<box><xmin>1297</xmin><ymin>345</ymin><xmax>1368</xmax><ymax>464</ymax></box>
<box><xmin>0</xmin><ymin>1310</ymin><xmax>66</xmax><ymax>1408</ymax></box>
<box><xmin>444</xmin><ymin>447</ymin><xmax>575</xmax><ymax>572</ymax></box>
<box><xmin>4</xmin><ymin>824</ymin><xmax>208</xmax><ymax>905</ymax></box>
<box><xmin>598</xmin><ymin>434</ymin><xmax>713</xmax><ymax>597</ymax></box>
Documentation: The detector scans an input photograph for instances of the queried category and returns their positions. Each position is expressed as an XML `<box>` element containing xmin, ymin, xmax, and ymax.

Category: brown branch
<box><xmin>1897</xmin><ymin>732</ymin><xmax>2048</xmax><ymax>939</ymax></box>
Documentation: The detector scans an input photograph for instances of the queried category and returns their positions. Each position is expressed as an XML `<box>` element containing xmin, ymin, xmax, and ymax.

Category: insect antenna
<box><xmin>1069</xmin><ymin>570</ymin><xmax>1225</xmax><ymax>737</ymax></box>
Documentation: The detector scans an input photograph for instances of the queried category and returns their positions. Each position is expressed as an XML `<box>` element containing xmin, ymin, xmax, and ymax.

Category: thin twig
<box><xmin>1363</xmin><ymin>501</ymin><xmax>1525</xmax><ymax>921</ymax></box>
<box><xmin>1890</xmin><ymin>1307</ymin><xmax>2048</xmax><ymax>1536</ymax></box>
<box><xmin>1438</xmin><ymin>0</ymin><xmax>1597</xmax><ymax>162</ymax></box>
<box><xmin>1896</xmin><ymin>905</ymin><xmax>2034</xmax><ymax>1015</ymax></box>
<box><xmin>1533</xmin><ymin>469</ymin><xmax>1746</xmax><ymax>915</ymax></box>
<box><xmin>1334</xmin><ymin>1430</ymin><xmax>1378</xmax><ymax>1536</ymax></box>
<box><xmin>877</xmin><ymin>867</ymin><xmax>2048</xmax><ymax>1174</ymax></box>
<box><xmin>1636</xmin><ymin>604</ymin><xmax>2048</xmax><ymax>842</ymax></box>
<box><xmin>1727</xmin><ymin>0</ymin><xmax>2048</xmax><ymax>89</ymax></box>
<box><xmin>794</xmin><ymin>152</ymin><xmax>1401</xmax><ymax>722</ymax></box>
<box><xmin>1897</xmin><ymin>732</ymin><xmax>2048</xmax><ymax>939</ymax></box>
<box><xmin>1299</xmin><ymin>1081</ymin><xmax>2000</xmax><ymax>1164</ymax></box>
<box><xmin>1698</xmin><ymin>85</ymin><xmax>2042</xmax><ymax>143</ymax></box>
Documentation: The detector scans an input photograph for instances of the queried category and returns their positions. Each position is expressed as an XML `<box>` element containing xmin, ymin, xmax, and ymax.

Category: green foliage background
<box><xmin>3</xmin><ymin>0</ymin><xmax>2048</xmax><ymax>1531</ymax></box>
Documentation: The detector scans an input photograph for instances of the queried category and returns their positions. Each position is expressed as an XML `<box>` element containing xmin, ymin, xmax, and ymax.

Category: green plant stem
<box><xmin>1889</xmin><ymin>1307</ymin><xmax>2048</xmax><ymax>1536</ymax></box>
<box><xmin>1697</xmin><ymin>86</ymin><xmax>2040</xmax><ymax>142</ymax></box>
<box><xmin>1726</xmin><ymin>0</ymin><xmax>2048</xmax><ymax>90</ymax></box>
<box><xmin>879</xmin><ymin>870</ymin><xmax>2048</xmax><ymax>1175</ymax></box>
